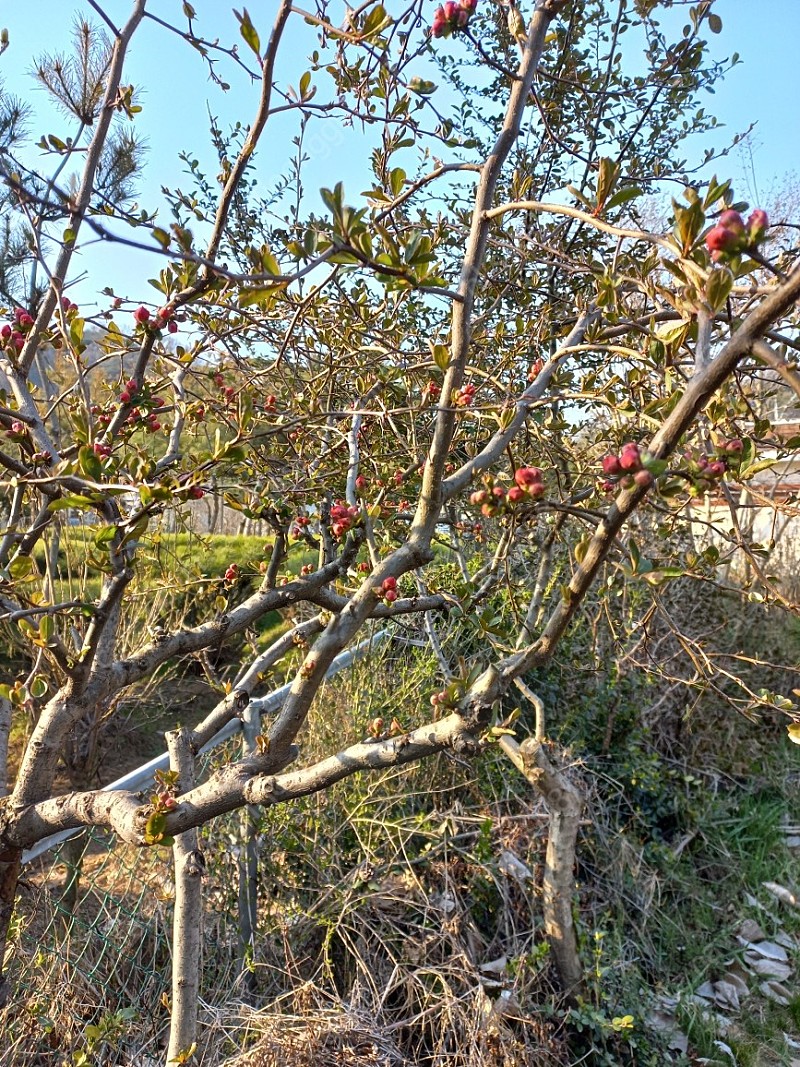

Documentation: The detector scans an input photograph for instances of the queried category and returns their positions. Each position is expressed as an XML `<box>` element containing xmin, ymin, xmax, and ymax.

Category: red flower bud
<box><xmin>514</xmin><ymin>466</ymin><xmax>543</xmax><ymax>488</ymax></box>
<box><xmin>602</xmin><ymin>454</ymin><xmax>622</xmax><ymax>476</ymax></box>
<box><xmin>133</xmin><ymin>305</ymin><xmax>150</xmax><ymax>324</ymax></box>
<box><xmin>705</xmin><ymin>224</ymin><xmax>740</xmax><ymax>255</ymax></box>
<box><xmin>618</xmin><ymin>444</ymin><xmax>641</xmax><ymax>472</ymax></box>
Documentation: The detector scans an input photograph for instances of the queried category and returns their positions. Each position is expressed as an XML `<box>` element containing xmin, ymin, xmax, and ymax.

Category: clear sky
<box><xmin>0</xmin><ymin>1</ymin><xmax>797</xmax><ymax>305</ymax></box>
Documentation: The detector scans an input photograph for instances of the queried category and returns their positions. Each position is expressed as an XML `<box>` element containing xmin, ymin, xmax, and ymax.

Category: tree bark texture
<box><xmin>166</xmin><ymin>728</ymin><xmax>204</xmax><ymax>1065</ymax></box>
<box><xmin>499</xmin><ymin>734</ymin><xmax>584</xmax><ymax>1000</ymax></box>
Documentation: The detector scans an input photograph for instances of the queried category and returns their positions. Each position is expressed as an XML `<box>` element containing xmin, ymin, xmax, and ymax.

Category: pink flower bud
<box><xmin>133</xmin><ymin>305</ymin><xmax>150</xmax><ymax>324</ymax></box>
<box><xmin>514</xmin><ymin>466</ymin><xmax>543</xmax><ymax>488</ymax></box>
<box><xmin>618</xmin><ymin>444</ymin><xmax>641</xmax><ymax>472</ymax></box>
<box><xmin>747</xmin><ymin>209</ymin><xmax>768</xmax><ymax>242</ymax></box>
<box><xmin>602</xmin><ymin>454</ymin><xmax>622</xmax><ymax>476</ymax></box>
<box><xmin>718</xmin><ymin>209</ymin><xmax>745</xmax><ymax>234</ymax></box>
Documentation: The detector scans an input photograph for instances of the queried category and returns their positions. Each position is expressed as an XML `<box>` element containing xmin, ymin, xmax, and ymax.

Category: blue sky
<box><xmin>0</xmin><ymin>2</ymin><xmax>796</xmax><ymax>305</ymax></box>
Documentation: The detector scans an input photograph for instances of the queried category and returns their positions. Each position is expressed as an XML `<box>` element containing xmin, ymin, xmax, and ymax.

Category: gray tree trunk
<box><xmin>499</xmin><ymin>733</ymin><xmax>584</xmax><ymax>1000</ymax></box>
<box><xmin>166</xmin><ymin>727</ymin><xmax>204</xmax><ymax>1065</ymax></box>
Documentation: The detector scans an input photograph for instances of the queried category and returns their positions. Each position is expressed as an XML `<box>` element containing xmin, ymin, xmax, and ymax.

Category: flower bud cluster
<box><xmin>599</xmin><ymin>443</ymin><xmax>654</xmax><ymax>493</ymax></box>
<box><xmin>705</xmin><ymin>209</ymin><xmax>768</xmax><ymax>262</ymax></box>
<box><xmin>432</xmin><ymin>0</ymin><xmax>477</xmax><ymax>38</ymax></box>
<box><xmin>469</xmin><ymin>466</ymin><xmax>545</xmax><ymax>517</ymax></box>
<box><xmin>2</xmin><ymin>306</ymin><xmax>38</xmax><ymax>354</ymax></box>
<box><xmin>683</xmin><ymin>439</ymin><xmax>741</xmax><ymax>495</ymax></box>
<box><xmin>330</xmin><ymin>501</ymin><xmax>360</xmax><ymax>539</ymax></box>
<box><xmin>379</xmin><ymin>575</ymin><xmax>398</xmax><ymax>604</ymax></box>
<box><xmin>452</xmin><ymin>382</ymin><xmax>477</xmax><ymax>407</ymax></box>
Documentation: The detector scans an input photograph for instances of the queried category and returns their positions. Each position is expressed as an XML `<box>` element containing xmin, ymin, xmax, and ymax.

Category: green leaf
<box><xmin>708</xmin><ymin>12</ymin><xmax>722</xmax><ymax>33</ymax></box>
<box><xmin>705</xmin><ymin>266</ymin><xmax>734</xmax><ymax>311</ymax></box>
<box><xmin>431</xmin><ymin>344</ymin><xmax>449</xmax><ymax>371</ymax></box>
<box><xmin>788</xmin><ymin>723</ymin><xmax>800</xmax><ymax>745</ymax></box>
<box><xmin>362</xmin><ymin>4</ymin><xmax>390</xmax><ymax>37</ymax></box>
<box><xmin>595</xmin><ymin>157</ymin><xmax>620</xmax><ymax>207</ymax></box>
<box><xmin>38</xmin><ymin>615</ymin><xmax>55</xmax><ymax>643</ymax></box>
<box><xmin>8</xmin><ymin>555</ymin><xmax>37</xmax><ymax>580</ymax></box>
<box><xmin>390</xmin><ymin>167</ymin><xmax>406</xmax><ymax>198</ymax></box>
<box><xmin>78</xmin><ymin>445</ymin><xmax>103</xmax><ymax>481</ymax></box>
<box><xmin>48</xmin><ymin>493</ymin><xmax>97</xmax><ymax>512</ymax></box>
<box><xmin>94</xmin><ymin>524</ymin><xmax>117</xmax><ymax>547</ymax></box>
<box><xmin>604</xmin><ymin>186</ymin><xmax>642</xmax><ymax>211</ymax></box>
<box><xmin>30</xmin><ymin>676</ymin><xmax>49</xmax><ymax>698</ymax></box>
<box><xmin>235</xmin><ymin>8</ymin><xmax>260</xmax><ymax>57</ymax></box>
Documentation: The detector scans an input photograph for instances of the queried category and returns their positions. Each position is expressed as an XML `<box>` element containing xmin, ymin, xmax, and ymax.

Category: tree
<box><xmin>0</xmin><ymin>0</ymin><xmax>798</xmax><ymax>1059</ymax></box>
